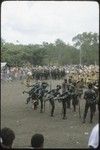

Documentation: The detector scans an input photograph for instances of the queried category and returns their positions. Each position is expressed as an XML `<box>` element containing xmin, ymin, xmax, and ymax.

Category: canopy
<box><xmin>1</xmin><ymin>62</ymin><xmax>7</xmax><ymax>69</ymax></box>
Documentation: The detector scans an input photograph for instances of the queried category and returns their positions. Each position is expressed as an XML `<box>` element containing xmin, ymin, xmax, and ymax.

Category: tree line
<box><xmin>1</xmin><ymin>32</ymin><xmax>99</xmax><ymax>67</ymax></box>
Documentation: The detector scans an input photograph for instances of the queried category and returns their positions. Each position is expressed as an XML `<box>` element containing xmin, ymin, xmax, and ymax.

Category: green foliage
<box><xmin>1</xmin><ymin>32</ymin><xmax>99</xmax><ymax>66</ymax></box>
<box><xmin>72</xmin><ymin>32</ymin><xmax>99</xmax><ymax>65</ymax></box>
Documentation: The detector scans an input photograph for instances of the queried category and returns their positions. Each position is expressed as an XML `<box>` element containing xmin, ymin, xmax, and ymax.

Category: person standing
<box><xmin>88</xmin><ymin>123</ymin><xmax>99</xmax><ymax>148</ymax></box>
<box><xmin>26</xmin><ymin>71</ymin><xmax>32</xmax><ymax>86</ymax></box>
<box><xmin>62</xmin><ymin>79</ymin><xmax>72</xmax><ymax>109</ymax></box>
<box><xmin>83</xmin><ymin>83</ymin><xmax>96</xmax><ymax>123</ymax></box>
<box><xmin>58</xmin><ymin>90</ymin><xmax>70</xmax><ymax>119</ymax></box>
<box><xmin>71</xmin><ymin>82</ymin><xmax>79</xmax><ymax>112</ymax></box>
<box><xmin>48</xmin><ymin>85</ymin><xmax>61</xmax><ymax>117</ymax></box>
<box><xmin>62</xmin><ymin>79</ymin><xmax>68</xmax><ymax>93</ymax></box>
<box><xmin>38</xmin><ymin>82</ymin><xmax>48</xmax><ymax>113</ymax></box>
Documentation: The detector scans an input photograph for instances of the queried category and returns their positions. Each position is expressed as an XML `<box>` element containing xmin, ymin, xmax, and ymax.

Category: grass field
<box><xmin>1</xmin><ymin>80</ymin><xmax>99</xmax><ymax>148</ymax></box>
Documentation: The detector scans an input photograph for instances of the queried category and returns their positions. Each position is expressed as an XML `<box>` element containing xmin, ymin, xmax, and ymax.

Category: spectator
<box><xmin>0</xmin><ymin>127</ymin><xmax>15</xmax><ymax>149</ymax></box>
<box><xmin>88</xmin><ymin>123</ymin><xmax>99</xmax><ymax>149</ymax></box>
<box><xmin>31</xmin><ymin>133</ymin><xmax>44</xmax><ymax>149</ymax></box>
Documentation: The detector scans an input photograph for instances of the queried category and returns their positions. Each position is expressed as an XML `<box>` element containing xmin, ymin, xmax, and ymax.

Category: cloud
<box><xmin>1</xmin><ymin>1</ymin><xmax>99</xmax><ymax>44</ymax></box>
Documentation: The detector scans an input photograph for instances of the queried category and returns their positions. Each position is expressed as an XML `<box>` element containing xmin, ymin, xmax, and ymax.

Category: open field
<box><xmin>1</xmin><ymin>80</ymin><xmax>99</xmax><ymax>148</ymax></box>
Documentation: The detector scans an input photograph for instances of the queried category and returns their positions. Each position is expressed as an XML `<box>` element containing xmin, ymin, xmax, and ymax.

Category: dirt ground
<box><xmin>1</xmin><ymin>80</ymin><xmax>99</xmax><ymax>148</ymax></box>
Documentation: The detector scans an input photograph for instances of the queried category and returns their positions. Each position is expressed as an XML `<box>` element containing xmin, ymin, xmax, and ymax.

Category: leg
<box><xmin>73</xmin><ymin>104</ymin><xmax>76</xmax><ymax>112</ymax></box>
<box><xmin>50</xmin><ymin>99</ymin><xmax>55</xmax><ymax>116</ymax></box>
<box><xmin>98</xmin><ymin>103</ymin><xmax>99</xmax><ymax>112</ymax></box>
<box><xmin>67</xmin><ymin>98</ymin><xmax>71</xmax><ymax>109</ymax></box>
<box><xmin>34</xmin><ymin>101</ymin><xmax>37</xmax><ymax>110</ymax></box>
<box><xmin>93</xmin><ymin>103</ymin><xmax>96</xmax><ymax>115</ymax></box>
<box><xmin>26</xmin><ymin>97</ymin><xmax>31</xmax><ymax>104</ymax></box>
<box><xmin>72</xmin><ymin>99</ymin><xmax>76</xmax><ymax>112</ymax></box>
<box><xmin>83</xmin><ymin>103</ymin><xmax>89</xmax><ymax>123</ymax></box>
<box><xmin>40</xmin><ymin>98</ymin><xmax>43</xmax><ymax>113</ymax></box>
<box><xmin>90</xmin><ymin>104</ymin><xmax>95</xmax><ymax>123</ymax></box>
<box><xmin>62</xmin><ymin>101</ymin><xmax>67</xmax><ymax>119</ymax></box>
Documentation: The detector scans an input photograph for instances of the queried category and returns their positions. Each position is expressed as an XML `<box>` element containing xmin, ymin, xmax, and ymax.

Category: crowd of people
<box><xmin>1</xmin><ymin>64</ymin><xmax>99</xmax><ymax>148</ymax></box>
<box><xmin>0</xmin><ymin>124</ymin><xmax>99</xmax><ymax>149</ymax></box>
<box><xmin>1</xmin><ymin>65</ymin><xmax>66</xmax><ymax>81</ymax></box>
<box><xmin>23</xmin><ymin>75</ymin><xmax>99</xmax><ymax>123</ymax></box>
<box><xmin>1</xmin><ymin>64</ymin><xmax>99</xmax><ymax>83</ymax></box>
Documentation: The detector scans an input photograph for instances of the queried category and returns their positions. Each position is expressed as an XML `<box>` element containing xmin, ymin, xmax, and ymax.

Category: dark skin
<box><xmin>1</xmin><ymin>143</ymin><xmax>12</xmax><ymax>149</ymax></box>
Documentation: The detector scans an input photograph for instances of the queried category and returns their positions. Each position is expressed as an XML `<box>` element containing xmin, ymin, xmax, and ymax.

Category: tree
<box><xmin>72</xmin><ymin>32</ymin><xmax>99</xmax><ymax>65</ymax></box>
<box><xmin>54</xmin><ymin>39</ymin><xmax>67</xmax><ymax>65</ymax></box>
<box><xmin>1</xmin><ymin>32</ymin><xmax>99</xmax><ymax>66</ymax></box>
<box><xmin>1</xmin><ymin>38</ymin><xmax>5</xmax><ymax>48</ymax></box>
<box><xmin>31</xmin><ymin>48</ymin><xmax>47</xmax><ymax>66</ymax></box>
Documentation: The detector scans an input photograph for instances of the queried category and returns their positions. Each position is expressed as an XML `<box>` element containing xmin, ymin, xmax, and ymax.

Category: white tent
<box><xmin>1</xmin><ymin>62</ymin><xmax>7</xmax><ymax>69</ymax></box>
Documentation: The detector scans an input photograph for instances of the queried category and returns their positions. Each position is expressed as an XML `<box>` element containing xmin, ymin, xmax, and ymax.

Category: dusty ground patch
<box><xmin>1</xmin><ymin>80</ymin><xmax>99</xmax><ymax>148</ymax></box>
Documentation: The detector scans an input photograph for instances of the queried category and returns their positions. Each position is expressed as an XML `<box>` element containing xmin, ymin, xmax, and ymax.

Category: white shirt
<box><xmin>27</xmin><ymin>71</ymin><xmax>32</xmax><ymax>76</ymax></box>
<box><xmin>0</xmin><ymin>137</ymin><xmax>2</xmax><ymax>143</ymax></box>
<box><xmin>88</xmin><ymin>123</ymin><xmax>99</xmax><ymax>148</ymax></box>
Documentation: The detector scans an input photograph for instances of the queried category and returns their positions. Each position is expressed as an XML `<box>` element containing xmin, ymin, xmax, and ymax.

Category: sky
<box><xmin>1</xmin><ymin>1</ymin><xmax>99</xmax><ymax>45</ymax></box>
